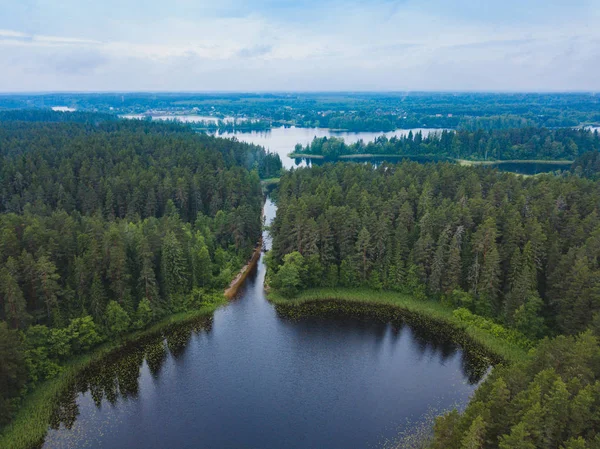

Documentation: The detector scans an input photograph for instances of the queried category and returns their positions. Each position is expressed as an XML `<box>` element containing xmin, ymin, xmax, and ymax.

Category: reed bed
<box><xmin>0</xmin><ymin>301</ymin><xmax>224</xmax><ymax>449</ymax></box>
<box><xmin>268</xmin><ymin>288</ymin><xmax>529</xmax><ymax>364</ymax></box>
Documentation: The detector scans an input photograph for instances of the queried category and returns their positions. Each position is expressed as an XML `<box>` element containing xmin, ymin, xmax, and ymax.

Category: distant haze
<box><xmin>1</xmin><ymin>0</ymin><xmax>599</xmax><ymax>92</ymax></box>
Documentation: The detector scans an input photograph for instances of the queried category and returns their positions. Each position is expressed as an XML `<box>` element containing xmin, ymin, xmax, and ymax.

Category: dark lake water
<box><xmin>42</xmin><ymin>199</ymin><xmax>487</xmax><ymax>449</ymax></box>
<box><xmin>485</xmin><ymin>161</ymin><xmax>572</xmax><ymax>175</ymax></box>
<box><xmin>294</xmin><ymin>156</ymin><xmax>571</xmax><ymax>175</ymax></box>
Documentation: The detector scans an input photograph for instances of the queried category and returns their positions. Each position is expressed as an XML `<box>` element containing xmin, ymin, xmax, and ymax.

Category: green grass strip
<box><xmin>0</xmin><ymin>300</ymin><xmax>225</xmax><ymax>449</ymax></box>
<box><xmin>267</xmin><ymin>288</ymin><xmax>529</xmax><ymax>364</ymax></box>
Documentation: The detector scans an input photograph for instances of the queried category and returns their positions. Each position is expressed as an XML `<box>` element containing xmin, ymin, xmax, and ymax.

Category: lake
<box><xmin>41</xmin><ymin>199</ymin><xmax>487</xmax><ymax>449</ymax></box>
<box><xmin>213</xmin><ymin>127</ymin><xmax>444</xmax><ymax>169</ymax></box>
<box><xmin>212</xmin><ymin>127</ymin><xmax>571</xmax><ymax>174</ymax></box>
<box><xmin>121</xmin><ymin>116</ymin><xmax>573</xmax><ymax>174</ymax></box>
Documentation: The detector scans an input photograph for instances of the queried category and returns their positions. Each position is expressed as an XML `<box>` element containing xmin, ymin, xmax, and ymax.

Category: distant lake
<box><xmin>51</xmin><ymin>106</ymin><xmax>76</xmax><ymax>112</ymax></box>
<box><xmin>212</xmin><ymin>126</ymin><xmax>445</xmax><ymax>169</ymax></box>
<box><xmin>121</xmin><ymin>118</ymin><xmax>573</xmax><ymax>174</ymax></box>
<box><xmin>212</xmin><ymin>127</ymin><xmax>571</xmax><ymax>174</ymax></box>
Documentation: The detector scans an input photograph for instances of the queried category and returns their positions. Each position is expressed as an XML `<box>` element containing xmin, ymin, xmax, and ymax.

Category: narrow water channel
<box><xmin>42</xmin><ymin>199</ymin><xmax>486</xmax><ymax>449</ymax></box>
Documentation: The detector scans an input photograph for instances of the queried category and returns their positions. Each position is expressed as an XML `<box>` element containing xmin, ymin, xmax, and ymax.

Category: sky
<box><xmin>0</xmin><ymin>0</ymin><xmax>599</xmax><ymax>92</ymax></box>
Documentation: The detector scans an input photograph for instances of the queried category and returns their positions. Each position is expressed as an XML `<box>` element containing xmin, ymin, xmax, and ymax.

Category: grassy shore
<box><xmin>456</xmin><ymin>158</ymin><xmax>573</xmax><ymax>166</ymax></box>
<box><xmin>287</xmin><ymin>152</ymin><xmax>325</xmax><ymax>159</ymax></box>
<box><xmin>261</xmin><ymin>178</ymin><xmax>280</xmax><ymax>195</ymax></box>
<box><xmin>268</xmin><ymin>288</ymin><xmax>529</xmax><ymax>364</ymax></box>
<box><xmin>260</xmin><ymin>177</ymin><xmax>280</xmax><ymax>186</ymax></box>
<box><xmin>287</xmin><ymin>153</ymin><xmax>573</xmax><ymax>166</ymax></box>
<box><xmin>225</xmin><ymin>240</ymin><xmax>263</xmax><ymax>299</ymax></box>
<box><xmin>0</xmin><ymin>300</ymin><xmax>225</xmax><ymax>449</ymax></box>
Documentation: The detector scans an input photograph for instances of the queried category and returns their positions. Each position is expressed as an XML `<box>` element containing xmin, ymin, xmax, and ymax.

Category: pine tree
<box><xmin>161</xmin><ymin>231</ymin><xmax>188</xmax><ymax>305</ymax></box>
<box><xmin>35</xmin><ymin>255</ymin><xmax>61</xmax><ymax>323</ymax></box>
<box><xmin>0</xmin><ymin>259</ymin><xmax>29</xmax><ymax>329</ymax></box>
<box><xmin>104</xmin><ymin>225</ymin><xmax>131</xmax><ymax>308</ymax></box>
<box><xmin>461</xmin><ymin>415</ymin><xmax>486</xmax><ymax>449</ymax></box>
<box><xmin>138</xmin><ymin>236</ymin><xmax>160</xmax><ymax>303</ymax></box>
<box><xmin>430</xmin><ymin>227</ymin><xmax>451</xmax><ymax>295</ymax></box>
<box><xmin>317</xmin><ymin>217</ymin><xmax>335</xmax><ymax>266</ymax></box>
<box><xmin>513</xmin><ymin>293</ymin><xmax>547</xmax><ymax>339</ymax></box>
<box><xmin>569</xmin><ymin>384</ymin><xmax>596</xmax><ymax>438</ymax></box>
<box><xmin>469</xmin><ymin>218</ymin><xmax>500</xmax><ymax>309</ymax></box>
<box><xmin>0</xmin><ymin>322</ymin><xmax>27</xmax><ymax>426</ymax></box>
<box><xmin>485</xmin><ymin>377</ymin><xmax>511</xmax><ymax>443</ymax></box>
<box><xmin>413</xmin><ymin>232</ymin><xmax>435</xmax><ymax>284</ymax></box>
<box><xmin>191</xmin><ymin>232</ymin><xmax>212</xmax><ymax>288</ymax></box>
<box><xmin>443</xmin><ymin>226</ymin><xmax>464</xmax><ymax>294</ymax></box>
<box><xmin>554</xmin><ymin>252</ymin><xmax>600</xmax><ymax>334</ymax></box>
<box><xmin>475</xmin><ymin>244</ymin><xmax>500</xmax><ymax>316</ymax></box>
<box><xmin>339</xmin><ymin>258</ymin><xmax>359</xmax><ymax>288</ymax></box>
<box><xmin>541</xmin><ymin>378</ymin><xmax>570</xmax><ymax>448</ymax></box>
<box><xmin>104</xmin><ymin>186</ymin><xmax>116</xmax><ymax>220</ymax></box>
<box><xmin>505</xmin><ymin>242</ymin><xmax>539</xmax><ymax>325</ymax></box>
<box><xmin>356</xmin><ymin>227</ymin><xmax>372</xmax><ymax>283</ymax></box>
<box><xmin>498</xmin><ymin>422</ymin><xmax>535</xmax><ymax>449</ymax></box>
<box><xmin>89</xmin><ymin>274</ymin><xmax>107</xmax><ymax>323</ymax></box>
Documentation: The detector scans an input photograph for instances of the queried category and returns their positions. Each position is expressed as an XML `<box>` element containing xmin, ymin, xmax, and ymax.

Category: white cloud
<box><xmin>0</xmin><ymin>0</ymin><xmax>599</xmax><ymax>91</ymax></box>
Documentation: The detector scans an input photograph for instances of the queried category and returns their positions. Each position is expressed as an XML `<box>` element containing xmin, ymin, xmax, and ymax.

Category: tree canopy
<box><xmin>0</xmin><ymin>113</ymin><xmax>278</xmax><ymax>427</ymax></box>
<box><xmin>269</xmin><ymin>161</ymin><xmax>600</xmax><ymax>447</ymax></box>
<box><xmin>294</xmin><ymin>128</ymin><xmax>600</xmax><ymax>161</ymax></box>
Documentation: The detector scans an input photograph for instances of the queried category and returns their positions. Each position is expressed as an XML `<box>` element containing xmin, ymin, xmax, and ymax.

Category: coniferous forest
<box><xmin>3</xmin><ymin>106</ymin><xmax>600</xmax><ymax>449</ymax></box>
<box><xmin>3</xmin><ymin>0</ymin><xmax>600</xmax><ymax>445</ymax></box>
<box><xmin>0</xmin><ymin>112</ymin><xmax>281</xmax><ymax>426</ymax></box>
<box><xmin>268</xmin><ymin>162</ymin><xmax>600</xmax><ymax>448</ymax></box>
<box><xmin>293</xmin><ymin>127</ymin><xmax>600</xmax><ymax>161</ymax></box>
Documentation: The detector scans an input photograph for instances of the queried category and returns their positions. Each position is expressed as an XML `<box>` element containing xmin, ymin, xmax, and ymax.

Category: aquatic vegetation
<box><xmin>269</xmin><ymin>288</ymin><xmax>528</xmax><ymax>364</ymax></box>
<box><xmin>0</xmin><ymin>305</ymin><xmax>221</xmax><ymax>449</ymax></box>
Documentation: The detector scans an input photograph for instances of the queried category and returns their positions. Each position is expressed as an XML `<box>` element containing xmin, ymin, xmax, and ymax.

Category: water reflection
<box><xmin>275</xmin><ymin>302</ymin><xmax>490</xmax><ymax>386</ymax></box>
<box><xmin>212</xmin><ymin>127</ymin><xmax>445</xmax><ymax>169</ymax></box>
<box><xmin>43</xmin><ymin>198</ymin><xmax>488</xmax><ymax>449</ymax></box>
<box><xmin>49</xmin><ymin>317</ymin><xmax>214</xmax><ymax>434</ymax></box>
<box><xmin>47</xmin><ymin>303</ymin><xmax>490</xmax><ymax>438</ymax></box>
<box><xmin>299</xmin><ymin>156</ymin><xmax>571</xmax><ymax>174</ymax></box>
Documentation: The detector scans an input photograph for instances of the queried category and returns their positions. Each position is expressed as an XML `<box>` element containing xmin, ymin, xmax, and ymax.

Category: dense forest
<box><xmin>2</xmin><ymin>92</ymin><xmax>599</xmax><ymax>131</ymax></box>
<box><xmin>292</xmin><ymin>127</ymin><xmax>600</xmax><ymax>161</ymax></box>
<box><xmin>3</xmin><ymin>105</ymin><xmax>600</xmax><ymax>447</ymax></box>
<box><xmin>269</xmin><ymin>162</ymin><xmax>600</xmax><ymax>337</ymax></box>
<box><xmin>268</xmin><ymin>162</ymin><xmax>600</xmax><ymax>447</ymax></box>
<box><xmin>0</xmin><ymin>113</ymin><xmax>281</xmax><ymax>426</ymax></box>
<box><xmin>572</xmin><ymin>151</ymin><xmax>600</xmax><ymax>179</ymax></box>
<box><xmin>429</xmin><ymin>332</ymin><xmax>600</xmax><ymax>449</ymax></box>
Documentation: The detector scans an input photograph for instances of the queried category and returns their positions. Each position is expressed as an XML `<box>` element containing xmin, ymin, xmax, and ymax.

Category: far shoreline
<box><xmin>288</xmin><ymin>152</ymin><xmax>574</xmax><ymax>165</ymax></box>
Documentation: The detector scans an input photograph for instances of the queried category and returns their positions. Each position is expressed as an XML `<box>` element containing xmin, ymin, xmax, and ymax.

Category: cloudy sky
<box><xmin>1</xmin><ymin>0</ymin><xmax>599</xmax><ymax>92</ymax></box>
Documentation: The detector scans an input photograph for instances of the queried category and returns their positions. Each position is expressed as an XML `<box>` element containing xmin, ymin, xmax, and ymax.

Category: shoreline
<box><xmin>224</xmin><ymin>239</ymin><xmax>263</xmax><ymax>299</ymax></box>
<box><xmin>287</xmin><ymin>152</ymin><xmax>574</xmax><ymax>165</ymax></box>
<box><xmin>0</xmin><ymin>303</ymin><xmax>224</xmax><ymax>449</ymax></box>
<box><xmin>1</xmin><ymin>235</ymin><xmax>266</xmax><ymax>449</ymax></box>
<box><xmin>267</xmin><ymin>288</ymin><xmax>529</xmax><ymax>364</ymax></box>
<box><xmin>456</xmin><ymin>158</ymin><xmax>573</xmax><ymax>166</ymax></box>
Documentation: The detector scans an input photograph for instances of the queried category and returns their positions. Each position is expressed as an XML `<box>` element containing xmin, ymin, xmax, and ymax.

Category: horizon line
<box><xmin>0</xmin><ymin>90</ymin><xmax>598</xmax><ymax>96</ymax></box>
